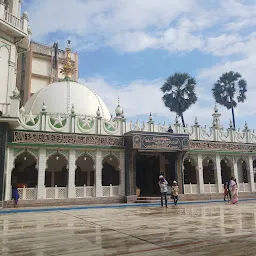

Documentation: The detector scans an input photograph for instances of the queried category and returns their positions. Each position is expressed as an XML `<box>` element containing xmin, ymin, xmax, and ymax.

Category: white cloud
<box><xmin>25</xmin><ymin>0</ymin><xmax>256</xmax><ymax>55</ymax></box>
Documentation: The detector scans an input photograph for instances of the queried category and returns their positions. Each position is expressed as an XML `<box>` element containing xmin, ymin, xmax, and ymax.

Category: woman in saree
<box><xmin>229</xmin><ymin>177</ymin><xmax>238</xmax><ymax>204</ymax></box>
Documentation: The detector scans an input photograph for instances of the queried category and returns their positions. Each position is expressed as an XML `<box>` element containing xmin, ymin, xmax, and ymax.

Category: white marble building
<box><xmin>0</xmin><ymin>1</ymin><xmax>256</xmax><ymax>206</ymax></box>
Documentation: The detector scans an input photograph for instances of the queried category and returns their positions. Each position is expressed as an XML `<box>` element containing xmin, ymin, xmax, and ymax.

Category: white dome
<box><xmin>24</xmin><ymin>81</ymin><xmax>111</xmax><ymax>119</ymax></box>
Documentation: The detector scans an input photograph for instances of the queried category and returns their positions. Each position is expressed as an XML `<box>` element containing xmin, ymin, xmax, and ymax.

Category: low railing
<box><xmin>18</xmin><ymin>187</ymin><xmax>37</xmax><ymax>200</ymax></box>
<box><xmin>238</xmin><ymin>183</ymin><xmax>250</xmax><ymax>192</ymax></box>
<box><xmin>0</xmin><ymin>103</ymin><xmax>10</xmax><ymax>116</ymax></box>
<box><xmin>75</xmin><ymin>186</ymin><xmax>95</xmax><ymax>198</ymax></box>
<box><xmin>4</xmin><ymin>11</ymin><xmax>23</xmax><ymax>30</ymax></box>
<box><xmin>45</xmin><ymin>186</ymin><xmax>68</xmax><ymax>199</ymax></box>
<box><xmin>184</xmin><ymin>184</ymin><xmax>199</xmax><ymax>194</ymax></box>
<box><xmin>204</xmin><ymin>183</ymin><xmax>218</xmax><ymax>193</ymax></box>
<box><xmin>102</xmin><ymin>185</ymin><xmax>120</xmax><ymax>197</ymax></box>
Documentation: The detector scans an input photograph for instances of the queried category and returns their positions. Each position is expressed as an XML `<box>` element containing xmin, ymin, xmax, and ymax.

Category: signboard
<box><xmin>125</xmin><ymin>131</ymin><xmax>189</xmax><ymax>151</ymax></box>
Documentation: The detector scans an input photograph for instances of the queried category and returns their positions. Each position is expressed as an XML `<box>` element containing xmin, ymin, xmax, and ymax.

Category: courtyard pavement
<box><xmin>0</xmin><ymin>202</ymin><xmax>256</xmax><ymax>255</ymax></box>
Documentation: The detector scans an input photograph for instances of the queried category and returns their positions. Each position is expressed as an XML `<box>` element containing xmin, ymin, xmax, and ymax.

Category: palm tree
<box><xmin>161</xmin><ymin>73</ymin><xmax>197</xmax><ymax>127</ymax></box>
<box><xmin>212</xmin><ymin>71</ymin><xmax>247</xmax><ymax>129</ymax></box>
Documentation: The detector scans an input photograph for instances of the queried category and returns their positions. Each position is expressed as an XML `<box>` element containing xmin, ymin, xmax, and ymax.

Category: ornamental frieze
<box><xmin>190</xmin><ymin>141</ymin><xmax>256</xmax><ymax>152</ymax></box>
<box><xmin>12</xmin><ymin>131</ymin><xmax>124</xmax><ymax>147</ymax></box>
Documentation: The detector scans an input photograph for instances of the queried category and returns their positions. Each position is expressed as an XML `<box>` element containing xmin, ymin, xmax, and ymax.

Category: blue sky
<box><xmin>23</xmin><ymin>0</ymin><xmax>256</xmax><ymax>129</ymax></box>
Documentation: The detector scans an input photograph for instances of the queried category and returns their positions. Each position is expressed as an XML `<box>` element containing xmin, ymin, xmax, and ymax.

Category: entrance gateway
<box><xmin>124</xmin><ymin>131</ymin><xmax>189</xmax><ymax>197</ymax></box>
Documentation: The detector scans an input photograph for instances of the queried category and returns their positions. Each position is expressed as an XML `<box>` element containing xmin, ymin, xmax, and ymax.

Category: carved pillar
<box><xmin>197</xmin><ymin>154</ymin><xmax>204</xmax><ymax>193</ymax></box>
<box><xmin>68</xmin><ymin>149</ymin><xmax>76</xmax><ymax>198</ymax></box>
<box><xmin>215</xmin><ymin>154</ymin><xmax>223</xmax><ymax>193</ymax></box>
<box><xmin>95</xmin><ymin>150</ymin><xmax>102</xmax><ymax>197</ymax></box>
<box><xmin>248</xmin><ymin>156</ymin><xmax>255</xmax><ymax>192</ymax></box>
<box><xmin>0</xmin><ymin>123</ymin><xmax>8</xmax><ymax>200</ymax></box>
<box><xmin>232</xmin><ymin>157</ymin><xmax>239</xmax><ymax>182</ymax></box>
<box><xmin>125</xmin><ymin>150</ymin><xmax>136</xmax><ymax>196</ymax></box>
<box><xmin>37</xmin><ymin>148</ymin><xmax>46</xmax><ymax>199</ymax></box>
<box><xmin>5</xmin><ymin>147</ymin><xmax>13</xmax><ymax>201</ymax></box>
<box><xmin>120</xmin><ymin>150</ymin><xmax>125</xmax><ymax>196</ymax></box>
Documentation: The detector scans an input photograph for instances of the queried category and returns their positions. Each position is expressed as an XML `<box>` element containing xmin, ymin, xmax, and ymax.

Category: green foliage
<box><xmin>212</xmin><ymin>71</ymin><xmax>247</xmax><ymax>109</ymax></box>
<box><xmin>161</xmin><ymin>73</ymin><xmax>197</xmax><ymax>126</ymax></box>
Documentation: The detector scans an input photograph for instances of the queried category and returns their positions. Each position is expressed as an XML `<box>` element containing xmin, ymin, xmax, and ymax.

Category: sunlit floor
<box><xmin>1</xmin><ymin>202</ymin><xmax>256</xmax><ymax>255</ymax></box>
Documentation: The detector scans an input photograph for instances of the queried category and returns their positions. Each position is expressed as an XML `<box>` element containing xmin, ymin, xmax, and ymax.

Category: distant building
<box><xmin>16</xmin><ymin>41</ymin><xmax>79</xmax><ymax>104</ymax></box>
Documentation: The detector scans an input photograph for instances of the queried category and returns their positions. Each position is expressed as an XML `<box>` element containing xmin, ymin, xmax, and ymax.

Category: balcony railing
<box><xmin>4</xmin><ymin>11</ymin><xmax>23</xmax><ymax>30</ymax></box>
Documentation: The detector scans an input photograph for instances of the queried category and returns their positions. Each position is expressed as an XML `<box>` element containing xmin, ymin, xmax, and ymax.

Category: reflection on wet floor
<box><xmin>0</xmin><ymin>203</ymin><xmax>256</xmax><ymax>255</ymax></box>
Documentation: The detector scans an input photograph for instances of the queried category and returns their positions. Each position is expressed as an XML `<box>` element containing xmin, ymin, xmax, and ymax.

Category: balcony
<box><xmin>0</xmin><ymin>3</ymin><xmax>30</xmax><ymax>45</ymax></box>
<box><xmin>4</xmin><ymin>11</ymin><xmax>23</xmax><ymax>30</ymax></box>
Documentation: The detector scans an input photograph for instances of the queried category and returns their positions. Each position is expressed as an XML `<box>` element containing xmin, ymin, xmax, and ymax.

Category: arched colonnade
<box><xmin>183</xmin><ymin>153</ymin><xmax>256</xmax><ymax>194</ymax></box>
<box><xmin>6</xmin><ymin>148</ymin><xmax>125</xmax><ymax>200</ymax></box>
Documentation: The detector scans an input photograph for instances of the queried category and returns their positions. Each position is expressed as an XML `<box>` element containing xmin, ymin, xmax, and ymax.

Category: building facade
<box><xmin>1</xmin><ymin>40</ymin><xmax>256</xmax><ymax>205</ymax></box>
<box><xmin>0</xmin><ymin>0</ymin><xmax>30</xmax><ymax>200</ymax></box>
<box><xmin>16</xmin><ymin>41</ymin><xmax>79</xmax><ymax>105</ymax></box>
<box><xmin>1</xmin><ymin>1</ymin><xmax>256</xmax><ymax>206</ymax></box>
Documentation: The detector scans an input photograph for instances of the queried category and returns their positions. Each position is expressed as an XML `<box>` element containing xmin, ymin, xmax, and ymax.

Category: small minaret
<box><xmin>115</xmin><ymin>97</ymin><xmax>123</xmax><ymax>118</ymax></box>
<box><xmin>212</xmin><ymin>103</ymin><xmax>221</xmax><ymax>128</ymax></box>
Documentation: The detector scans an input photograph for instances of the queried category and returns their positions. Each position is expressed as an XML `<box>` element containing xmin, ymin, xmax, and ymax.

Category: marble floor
<box><xmin>1</xmin><ymin>202</ymin><xmax>256</xmax><ymax>255</ymax></box>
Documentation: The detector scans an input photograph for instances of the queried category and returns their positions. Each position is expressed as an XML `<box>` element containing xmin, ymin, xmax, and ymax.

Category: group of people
<box><xmin>224</xmin><ymin>176</ymin><xmax>238</xmax><ymax>204</ymax></box>
<box><xmin>159</xmin><ymin>175</ymin><xmax>239</xmax><ymax>207</ymax></box>
<box><xmin>158</xmin><ymin>175</ymin><xmax>179</xmax><ymax>207</ymax></box>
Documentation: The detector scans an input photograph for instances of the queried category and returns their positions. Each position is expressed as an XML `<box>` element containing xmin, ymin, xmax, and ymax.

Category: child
<box><xmin>171</xmin><ymin>181</ymin><xmax>179</xmax><ymax>205</ymax></box>
<box><xmin>12</xmin><ymin>183</ymin><xmax>19</xmax><ymax>207</ymax></box>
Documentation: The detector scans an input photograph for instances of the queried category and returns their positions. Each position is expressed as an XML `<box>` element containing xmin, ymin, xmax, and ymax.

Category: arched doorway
<box><xmin>237</xmin><ymin>158</ymin><xmax>248</xmax><ymax>184</ymax></box>
<box><xmin>183</xmin><ymin>158</ymin><xmax>197</xmax><ymax>184</ymax></box>
<box><xmin>102</xmin><ymin>154</ymin><xmax>120</xmax><ymax>186</ymax></box>
<box><xmin>75</xmin><ymin>153</ymin><xmax>95</xmax><ymax>186</ymax></box>
<box><xmin>11</xmin><ymin>151</ymin><xmax>38</xmax><ymax>188</ymax></box>
<box><xmin>45</xmin><ymin>153</ymin><xmax>68</xmax><ymax>187</ymax></box>
<box><xmin>253</xmin><ymin>159</ymin><xmax>256</xmax><ymax>183</ymax></box>
<box><xmin>221</xmin><ymin>158</ymin><xmax>232</xmax><ymax>184</ymax></box>
<box><xmin>203</xmin><ymin>158</ymin><xmax>215</xmax><ymax>184</ymax></box>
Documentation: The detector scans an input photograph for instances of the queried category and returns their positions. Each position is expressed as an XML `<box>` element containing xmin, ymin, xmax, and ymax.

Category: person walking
<box><xmin>229</xmin><ymin>177</ymin><xmax>238</xmax><ymax>204</ymax></box>
<box><xmin>171</xmin><ymin>181</ymin><xmax>179</xmax><ymax>205</ymax></box>
<box><xmin>159</xmin><ymin>175</ymin><xmax>168</xmax><ymax>207</ymax></box>
<box><xmin>12</xmin><ymin>183</ymin><xmax>19</xmax><ymax>207</ymax></box>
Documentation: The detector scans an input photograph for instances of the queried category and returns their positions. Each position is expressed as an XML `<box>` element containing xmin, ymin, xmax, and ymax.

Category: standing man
<box><xmin>159</xmin><ymin>175</ymin><xmax>168</xmax><ymax>207</ymax></box>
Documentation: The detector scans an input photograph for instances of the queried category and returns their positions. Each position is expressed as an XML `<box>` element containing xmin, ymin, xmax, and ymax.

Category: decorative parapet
<box><xmin>15</xmin><ymin>106</ymin><xmax>256</xmax><ymax>145</ymax></box>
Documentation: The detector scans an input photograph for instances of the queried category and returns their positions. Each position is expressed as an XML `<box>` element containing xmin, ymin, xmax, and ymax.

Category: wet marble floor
<box><xmin>1</xmin><ymin>202</ymin><xmax>256</xmax><ymax>255</ymax></box>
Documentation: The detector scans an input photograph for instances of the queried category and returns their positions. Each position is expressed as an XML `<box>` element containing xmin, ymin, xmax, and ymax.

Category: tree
<box><xmin>212</xmin><ymin>71</ymin><xmax>247</xmax><ymax>129</ymax></box>
<box><xmin>161</xmin><ymin>73</ymin><xmax>197</xmax><ymax>127</ymax></box>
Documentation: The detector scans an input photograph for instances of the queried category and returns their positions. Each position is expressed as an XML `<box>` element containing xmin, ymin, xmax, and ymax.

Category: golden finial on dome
<box><xmin>60</xmin><ymin>40</ymin><xmax>76</xmax><ymax>79</ymax></box>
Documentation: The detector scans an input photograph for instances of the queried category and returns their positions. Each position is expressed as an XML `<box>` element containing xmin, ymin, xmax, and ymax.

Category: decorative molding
<box><xmin>190</xmin><ymin>141</ymin><xmax>256</xmax><ymax>152</ymax></box>
<box><xmin>12</xmin><ymin>131</ymin><xmax>124</xmax><ymax>147</ymax></box>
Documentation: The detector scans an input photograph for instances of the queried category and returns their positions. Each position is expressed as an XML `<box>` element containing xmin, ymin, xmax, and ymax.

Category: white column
<box><xmin>5</xmin><ymin>147</ymin><xmax>13</xmax><ymax>201</ymax></box>
<box><xmin>95</xmin><ymin>150</ymin><xmax>102</xmax><ymax>197</ymax></box>
<box><xmin>68</xmin><ymin>149</ymin><xmax>76</xmax><ymax>198</ymax></box>
<box><xmin>233</xmin><ymin>157</ymin><xmax>239</xmax><ymax>182</ymax></box>
<box><xmin>120</xmin><ymin>150</ymin><xmax>125</xmax><ymax>196</ymax></box>
<box><xmin>197</xmin><ymin>154</ymin><xmax>204</xmax><ymax>193</ymax></box>
<box><xmin>215</xmin><ymin>154</ymin><xmax>223</xmax><ymax>193</ymax></box>
<box><xmin>248</xmin><ymin>156</ymin><xmax>255</xmax><ymax>192</ymax></box>
<box><xmin>37</xmin><ymin>148</ymin><xmax>46</xmax><ymax>199</ymax></box>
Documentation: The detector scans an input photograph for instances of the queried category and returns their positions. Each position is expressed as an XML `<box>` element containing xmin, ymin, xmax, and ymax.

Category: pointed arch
<box><xmin>11</xmin><ymin>151</ymin><xmax>38</xmax><ymax>188</ymax></box>
<box><xmin>202</xmin><ymin>157</ymin><xmax>215</xmax><ymax>184</ymax></box>
<box><xmin>102</xmin><ymin>153</ymin><xmax>120</xmax><ymax>186</ymax></box>
<box><xmin>75</xmin><ymin>153</ymin><xmax>95</xmax><ymax>186</ymax></box>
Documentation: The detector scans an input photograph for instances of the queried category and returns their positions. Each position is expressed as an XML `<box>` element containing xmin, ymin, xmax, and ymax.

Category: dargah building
<box><xmin>1</xmin><ymin>1</ymin><xmax>256</xmax><ymax>207</ymax></box>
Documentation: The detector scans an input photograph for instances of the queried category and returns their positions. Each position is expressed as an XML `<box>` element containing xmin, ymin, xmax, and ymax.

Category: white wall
<box><xmin>0</xmin><ymin>45</ymin><xmax>9</xmax><ymax>104</ymax></box>
<box><xmin>32</xmin><ymin>57</ymin><xmax>51</xmax><ymax>77</ymax></box>
<box><xmin>31</xmin><ymin>77</ymin><xmax>49</xmax><ymax>94</ymax></box>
